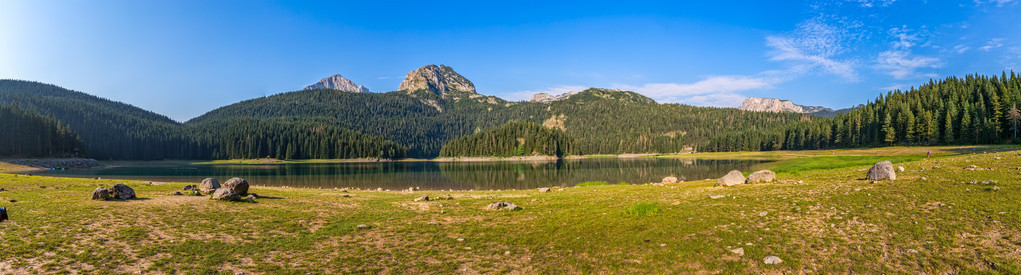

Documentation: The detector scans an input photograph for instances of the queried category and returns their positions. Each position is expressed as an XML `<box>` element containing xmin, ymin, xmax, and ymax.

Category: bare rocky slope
<box><xmin>398</xmin><ymin>65</ymin><xmax>475</xmax><ymax>95</ymax></box>
<box><xmin>738</xmin><ymin>97</ymin><xmax>846</xmax><ymax>117</ymax></box>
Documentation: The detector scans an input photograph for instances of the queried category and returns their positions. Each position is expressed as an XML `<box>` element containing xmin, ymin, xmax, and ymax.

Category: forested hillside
<box><xmin>0</xmin><ymin>80</ymin><xmax>410</xmax><ymax>160</ymax></box>
<box><xmin>0</xmin><ymin>104</ymin><xmax>83</xmax><ymax>157</ymax></box>
<box><xmin>0</xmin><ymin>80</ymin><xmax>195</xmax><ymax>160</ymax></box>
<box><xmin>439</xmin><ymin>121</ymin><xmax>573</xmax><ymax>157</ymax></box>
<box><xmin>191</xmin><ymin>88</ymin><xmax>807</xmax><ymax>157</ymax></box>
<box><xmin>705</xmin><ymin>73</ymin><xmax>1021</xmax><ymax>151</ymax></box>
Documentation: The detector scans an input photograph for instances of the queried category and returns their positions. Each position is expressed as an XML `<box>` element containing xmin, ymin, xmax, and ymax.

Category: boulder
<box><xmin>91</xmin><ymin>187</ymin><xmax>110</xmax><ymax>200</ymax></box>
<box><xmin>662</xmin><ymin>176</ymin><xmax>678</xmax><ymax>184</ymax></box>
<box><xmin>414</xmin><ymin>196</ymin><xmax>429</xmax><ymax>202</ymax></box>
<box><xmin>717</xmin><ymin>170</ymin><xmax>746</xmax><ymax>187</ymax></box>
<box><xmin>183</xmin><ymin>185</ymin><xmax>197</xmax><ymax>191</ymax></box>
<box><xmin>211</xmin><ymin>188</ymin><xmax>241</xmax><ymax>201</ymax></box>
<box><xmin>199</xmin><ymin>178</ymin><xmax>220</xmax><ymax>193</ymax></box>
<box><xmin>538</xmin><ymin>188</ymin><xmax>550</xmax><ymax>193</ymax></box>
<box><xmin>866</xmin><ymin>161</ymin><xmax>896</xmax><ymax>181</ymax></box>
<box><xmin>109</xmin><ymin>184</ymin><xmax>136</xmax><ymax>200</ymax></box>
<box><xmin>222</xmin><ymin>177</ymin><xmax>249</xmax><ymax>195</ymax></box>
<box><xmin>745</xmin><ymin>170</ymin><xmax>776</xmax><ymax>183</ymax></box>
<box><xmin>485</xmin><ymin>202</ymin><xmax>520</xmax><ymax>211</ymax></box>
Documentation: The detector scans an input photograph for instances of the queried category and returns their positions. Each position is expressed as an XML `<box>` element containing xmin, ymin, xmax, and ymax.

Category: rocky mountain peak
<box><xmin>304</xmin><ymin>74</ymin><xmax>370</xmax><ymax>93</ymax></box>
<box><xmin>529</xmin><ymin>91</ymin><xmax>577</xmax><ymax>103</ymax></box>
<box><xmin>738</xmin><ymin>97</ymin><xmax>832</xmax><ymax>114</ymax></box>
<box><xmin>398</xmin><ymin>65</ymin><xmax>475</xmax><ymax>95</ymax></box>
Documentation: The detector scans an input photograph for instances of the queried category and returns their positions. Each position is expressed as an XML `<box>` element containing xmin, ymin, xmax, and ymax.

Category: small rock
<box><xmin>9</xmin><ymin>199</ymin><xmax>16</xmax><ymax>203</ymax></box>
<box><xmin>994</xmin><ymin>157</ymin><xmax>1001</xmax><ymax>160</ymax></box>
<box><xmin>919</xmin><ymin>177</ymin><xmax>927</xmax><ymax>181</ymax></box>
<box><xmin>538</xmin><ymin>188</ymin><xmax>550</xmax><ymax>193</ymax></box>
<box><xmin>709</xmin><ymin>195</ymin><xmax>726</xmax><ymax>199</ymax></box>
<box><xmin>992</xmin><ymin>186</ymin><xmax>1001</xmax><ymax>191</ymax></box>
<box><xmin>729</xmin><ymin>247</ymin><xmax>745</xmax><ymax>256</ymax></box>
<box><xmin>211</xmin><ymin>188</ymin><xmax>241</xmax><ymax>201</ymax></box>
<box><xmin>199</xmin><ymin>178</ymin><xmax>220</xmax><ymax>193</ymax></box>
<box><xmin>357</xmin><ymin>224</ymin><xmax>371</xmax><ymax>229</ymax></box>
<box><xmin>445</xmin><ymin>195</ymin><xmax>454</xmax><ymax>200</ymax></box>
<box><xmin>717</xmin><ymin>170</ymin><xmax>746</xmax><ymax>187</ymax></box>
<box><xmin>170</xmin><ymin>191</ymin><xmax>183</xmax><ymax>196</ymax></box>
<box><xmin>91</xmin><ymin>187</ymin><xmax>110</xmax><ymax>200</ymax></box>
<box><xmin>764</xmin><ymin>256</ymin><xmax>783</xmax><ymax>264</ymax></box>
<box><xmin>965</xmin><ymin>165</ymin><xmax>977</xmax><ymax>171</ymax></box>
<box><xmin>414</xmin><ymin>196</ymin><xmax>429</xmax><ymax>202</ymax></box>
<box><xmin>485</xmin><ymin>201</ymin><xmax>520</xmax><ymax>211</ymax></box>
<box><xmin>907</xmin><ymin>249</ymin><xmax>919</xmax><ymax>254</ymax></box>
<box><xmin>182</xmin><ymin>185</ymin><xmax>197</xmax><ymax>191</ymax></box>
<box><xmin>897</xmin><ymin>166</ymin><xmax>905</xmax><ymax>172</ymax></box>
<box><xmin>745</xmin><ymin>170</ymin><xmax>776</xmax><ymax>183</ymax></box>
<box><xmin>504</xmin><ymin>251</ymin><xmax>511</xmax><ymax>256</ymax></box>
<box><xmin>109</xmin><ymin>184</ymin><xmax>136</xmax><ymax>200</ymax></box>
<box><xmin>188</xmin><ymin>189</ymin><xmax>202</xmax><ymax>196</ymax></box>
<box><xmin>457</xmin><ymin>238</ymin><xmax>465</xmax><ymax>242</ymax></box>
<box><xmin>662</xmin><ymin>176</ymin><xmax>678</xmax><ymax>184</ymax></box>
<box><xmin>796</xmin><ymin>180</ymin><xmax>803</xmax><ymax>184</ymax></box>
<box><xmin>758</xmin><ymin>211</ymin><xmax>768</xmax><ymax>217</ymax></box>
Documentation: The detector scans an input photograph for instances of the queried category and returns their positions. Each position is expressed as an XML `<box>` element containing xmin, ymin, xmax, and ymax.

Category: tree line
<box><xmin>439</xmin><ymin>121</ymin><xmax>573</xmax><ymax>157</ymax></box>
<box><xmin>0</xmin><ymin>104</ymin><xmax>83</xmax><ymax>157</ymax></box>
<box><xmin>705</xmin><ymin>73</ymin><xmax>1021</xmax><ymax>151</ymax></box>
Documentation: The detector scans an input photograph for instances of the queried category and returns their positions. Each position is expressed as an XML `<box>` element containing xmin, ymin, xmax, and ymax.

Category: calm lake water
<box><xmin>30</xmin><ymin>158</ymin><xmax>765</xmax><ymax>190</ymax></box>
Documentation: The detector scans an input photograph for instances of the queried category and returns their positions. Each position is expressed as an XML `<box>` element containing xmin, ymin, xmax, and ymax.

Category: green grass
<box><xmin>575</xmin><ymin>181</ymin><xmax>609</xmax><ymax>186</ymax></box>
<box><xmin>1</xmin><ymin>145</ymin><xmax>1021</xmax><ymax>273</ymax></box>
<box><xmin>623</xmin><ymin>202</ymin><xmax>661</xmax><ymax>217</ymax></box>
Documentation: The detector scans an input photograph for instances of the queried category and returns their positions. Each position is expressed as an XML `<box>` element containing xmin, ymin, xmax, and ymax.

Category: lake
<box><xmin>29</xmin><ymin>158</ymin><xmax>765</xmax><ymax>190</ymax></box>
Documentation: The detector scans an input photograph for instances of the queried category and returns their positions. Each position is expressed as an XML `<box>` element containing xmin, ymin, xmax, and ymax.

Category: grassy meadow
<box><xmin>1</xmin><ymin>146</ymin><xmax>1020</xmax><ymax>273</ymax></box>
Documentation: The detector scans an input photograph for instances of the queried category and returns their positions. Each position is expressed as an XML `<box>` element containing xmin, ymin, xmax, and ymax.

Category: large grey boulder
<box><xmin>662</xmin><ymin>176</ymin><xmax>678</xmax><ymax>184</ymax></box>
<box><xmin>91</xmin><ymin>187</ymin><xmax>110</xmax><ymax>200</ymax></box>
<box><xmin>109</xmin><ymin>184</ymin><xmax>136</xmax><ymax>200</ymax></box>
<box><xmin>222</xmin><ymin>177</ymin><xmax>249</xmax><ymax>195</ymax></box>
<box><xmin>199</xmin><ymin>178</ymin><xmax>220</xmax><ymax>193</ymax></box>
<box><xmin>717</xmin><ymin>170</ymin><xmax>746</xmax><ymax>187</ymax></box>
<box><xmin>211</xmin><ymin>188</ymin><xmax>241</xmax><ymax>201</ymax></box>
<box><xmin>745</xmin><ymin>170</ymin><xmax>776</xmax><ymax>183</ymax></box>
<box><xmin>866</xmin><ymin>161</ymin><xmax>896</xmax><ymax>181</ymax></box>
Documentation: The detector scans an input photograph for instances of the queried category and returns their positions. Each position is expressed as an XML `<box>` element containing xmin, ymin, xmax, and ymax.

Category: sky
<box><xmin>2</xmin><ymin>0</ymin><xmax>1020</xmax><ymax>122</ymax></box>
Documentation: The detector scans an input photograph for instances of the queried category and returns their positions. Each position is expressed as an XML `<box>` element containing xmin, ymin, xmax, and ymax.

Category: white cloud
<box><xmin>875</xmin><ymin>27</ymin><xmax>942</xmax><ymax>80</ymax></box>
<box><xmin>953</xmin><ymin>44</ymin><xmax>970</xmax><ymax>54</ymax></box>
<box><xmin>765</xmin><ymin>18</ymin><xmax>859</xmax><ymax>81</ymax></box>
<box><xmin>974</xmin><ymin>0</ymin><xmax>1016</xmax><ymax>7</ymax></box>
<box><xmin>981</xmin><ymin>38</ymin><xmax>1004</xmax><ymax>51</ymax></box>
<box><xmin>850</xmin><ymin>0</ymin><xmax>897</xmax><ymax>7</ymax></box>
<box><xmin>613</xmin><ymin>75</ymin><xmax>779</xmax><ymax>107</ymax></box>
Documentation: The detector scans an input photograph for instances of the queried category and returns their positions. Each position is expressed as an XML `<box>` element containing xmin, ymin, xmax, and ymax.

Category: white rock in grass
<box><xmin>729</xmin><ymin>248</ymin><xmax>744</xmax><ymax>256</ymax></box>
<box><xmin>763</xmin><ymin>256</ymin><xmax>783</xmax><ymax>264</ymax></box>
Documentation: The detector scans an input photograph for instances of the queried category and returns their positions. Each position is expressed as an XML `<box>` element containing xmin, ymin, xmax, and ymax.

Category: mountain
<box><xmin>738</xmin><ymin>97</ymin><xmax>836</xmax><ymax>115</ymax></box>
<box><xmin>304</xmin><ymin>74</ymin><xmax>370</xmax><ymax>93</ymax></box>
<box><xmin>398</xmin><ymin>65</ymin><xmax>475</xmax><ymax>95</ymax></box>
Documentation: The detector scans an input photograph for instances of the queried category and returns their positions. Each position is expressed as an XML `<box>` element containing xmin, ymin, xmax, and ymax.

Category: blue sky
<box><xmin>2</xmin><ymin>0</ymin><xmax>1020</xmax><ymax>121</ymax></box>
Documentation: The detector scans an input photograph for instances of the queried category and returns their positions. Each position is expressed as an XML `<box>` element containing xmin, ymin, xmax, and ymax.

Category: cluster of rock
<box><xmin>414</xmin><ymin>195</ymin><xmax>453</xmax><ymax>202</ymax></box>
<box><xmin>91</xmin><ymin>183</ymin><xmax>136</xmax><ymax>200</ymax></box>
<box><xmin>195</xmin><ymin>177</ymin><xmax>253</xmax><ymax>201</ymax></box>
<box><xmin>7</xmin><ymin>158</ymin><xmax>102</xmax><ymax>169</ymax></box>
<box><xmin>716</xmin><ymin>170</ymin><xmax>776</xmax><ymax>187</ymax></box>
